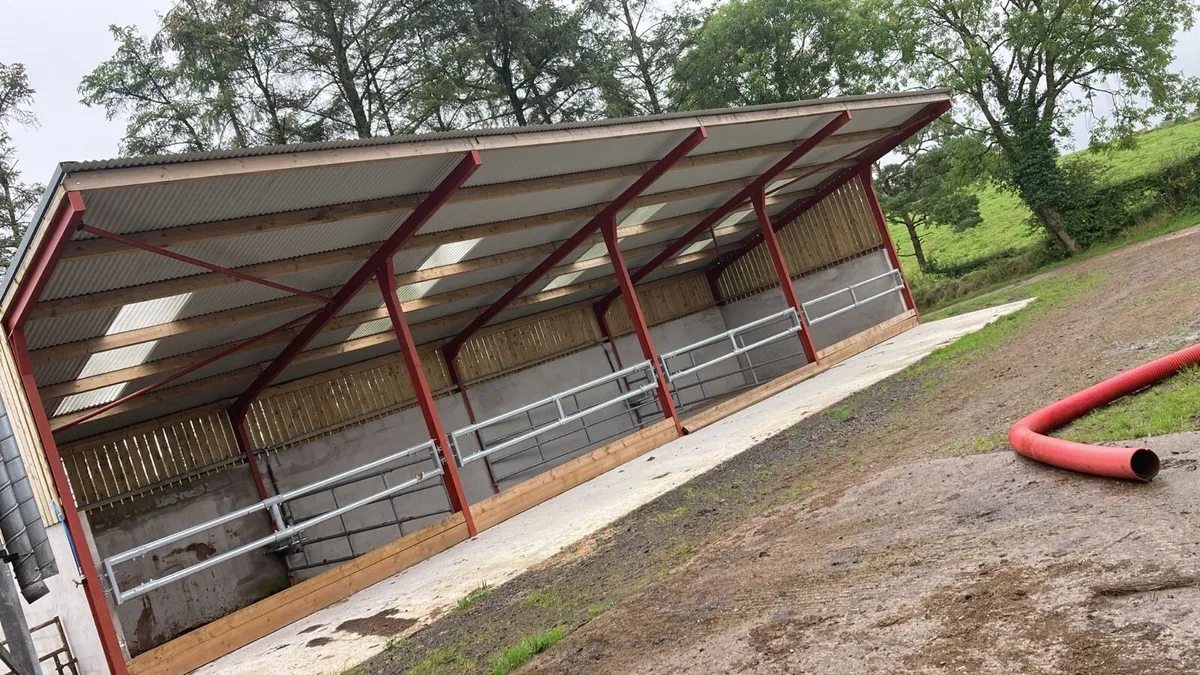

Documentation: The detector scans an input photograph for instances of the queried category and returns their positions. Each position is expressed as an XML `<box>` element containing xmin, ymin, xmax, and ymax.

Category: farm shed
<box><xmin>0</xmin><ymin>89</ymin><xmax>950</xmax><ymax>674</ymax></box>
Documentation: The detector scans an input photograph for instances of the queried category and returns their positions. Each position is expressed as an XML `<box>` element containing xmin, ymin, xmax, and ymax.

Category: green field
<box><xmin>888</xmin><ymin>118</ymin><xmax>1200</xmax><ymax>285</ymax></box>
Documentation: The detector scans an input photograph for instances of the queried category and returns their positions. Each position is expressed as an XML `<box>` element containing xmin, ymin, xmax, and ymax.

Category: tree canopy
<box><xmin>669</xmin><ymin>0</ymin><xmax>900</xmax><ymax>109</ymax></box>
<box><xmin>0</xmin><ymin>62</ymin><xmax>42</xmax><ymax>268</ymax></box>
<box><xmin>894</xmin><ymin>0</ymin><xmax>1199</xmax><ymax>252</ymax></box>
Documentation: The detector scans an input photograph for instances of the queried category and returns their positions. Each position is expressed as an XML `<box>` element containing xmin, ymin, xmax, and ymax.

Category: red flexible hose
<box><xmin>1009</xmin><ymin>343</ymin><xmax>1200</xmax><ymax>481</ymax></box>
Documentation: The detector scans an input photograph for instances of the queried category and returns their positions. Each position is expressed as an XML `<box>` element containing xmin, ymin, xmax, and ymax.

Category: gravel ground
<box><xmin>358</xmin><ymin>224</ymin><xmax>1200</xmax><ymax>674</ymax></box>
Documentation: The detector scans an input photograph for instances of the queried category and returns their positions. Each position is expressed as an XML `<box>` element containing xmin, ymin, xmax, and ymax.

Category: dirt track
<box><xmin>361</xmin><ymin>226</ymin><xmax>1200</xmax><ymax>674</ymax></box>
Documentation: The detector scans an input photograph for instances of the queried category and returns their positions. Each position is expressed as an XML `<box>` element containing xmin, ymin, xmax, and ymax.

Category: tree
<box><xmin>80</xmin><ymin>25</ymin><xmax>223</xmax><ymax>155</ymax></box>
<box><xmin>668</xmin><ymin>0</ymin><xmax>900</xmax><ymax>110</ymax></box>
<box><xmin>603</xmin><ymin>0</ymin><xmax>703</xmax><ymax>115</ymax></box>
<box><xmin>429</xmin><ymin>0</ymin><xmax>619</xmax><ymax>127</ymax></box>
<box><xmin>875</xmin><ymin>126</ymin><xmax>986</xmax><ymax>272</ymax></box>
<box><xmin>896</xmin><ymin>0</ymin><xmax>1199</xmax><ymax>253</ymax></box>
<box><xmin>0</xmin><ymin>63</ymin><xmax>43</xmax><ymax>268</ymax></box>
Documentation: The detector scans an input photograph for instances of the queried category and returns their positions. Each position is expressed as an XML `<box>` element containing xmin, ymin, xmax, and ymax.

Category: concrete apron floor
<box><xmin>199</xmin><ymin>300</ymin><xmax>1031</xmax><ymax>674</ymax></box>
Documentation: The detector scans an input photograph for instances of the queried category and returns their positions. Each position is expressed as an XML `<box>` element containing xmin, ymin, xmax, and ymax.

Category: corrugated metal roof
<box><xmin>9</xmin><ymin>90</ymin><xmax>949</xmax><ymax>439</ymax></box>
<box><xmin>57</xmin><ymin>91</ymin><xmax>948</xmax><ymax>173</ymax></box>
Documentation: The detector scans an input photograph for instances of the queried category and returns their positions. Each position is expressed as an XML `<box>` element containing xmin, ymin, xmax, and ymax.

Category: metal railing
<box><xmin>272</xmin><ymin>453</ymin><xmax>452</xmax><ymax>574</ymax></box>
<box><xmin>102</xmin><ymin>440</ymin><xmax>443</xmax><ymax>604</ymax></box>
<box><xmin>450</xmin><ymin>361</ymin><xmax>659</xmax><ymax>466</ymax></box>
<box><xmin>659</xmin><ymin>308</ymin><xmax>803</xmax><ymax>383</ymax></box>
<box><xmin>482</xmin><ymin>390</ymin><xmax>664</xmax><ymax>488</ymax></box>
<box><xmin>801</xmin><ymin>269</ymin><xmax>904</xmax><ymax>325</ymax></box>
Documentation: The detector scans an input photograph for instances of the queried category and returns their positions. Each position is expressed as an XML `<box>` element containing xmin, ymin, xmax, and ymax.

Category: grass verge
<box><xmin>1059</xmin><ymin>366</ymin><xmax>1200</xmax><ymax>442</ymax></box>
<box><xmin>456</xmin><ymin>585</ymin><xmax>491</xmax><ymax>612</ymax></box>
<box><xmin>491</xmin><ymin>627</ymin><xmax>568</xmax><ymax>675</ymax></box>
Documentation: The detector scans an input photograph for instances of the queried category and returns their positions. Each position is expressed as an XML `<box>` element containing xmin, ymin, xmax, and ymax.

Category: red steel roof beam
<box><xmin>79</xmin><ymin>224</ymin><xmax>336</xmax><ymax>304</ymax></box>
<box><xmin>592</xmin><ymin>111</ymin><xmax>851</xmax><ymax>317</ymax></box>
<box><xmin>440</xmin><ymin>127</ymin><xmax>708</xmax><ymax>364</ymax></box>
<box><xmin>751</xmin><ymin>189</ymin><xmax>818</xmax><ymax>362</ymax></box>
<box><xmin>706</xmin><ymin>101</ymin><xmax>952</xmax><ymax>283</ymax></box>
<box><xmin>858</xmin><ymin>167</ymin><xmax>920</xmax><ymax>317</ymax></box>
<box><xmin>2</xmin><ymin>192</ymin><xmax>131</xmax><ymax>675</ymax></box>
<box><xmin>229</xmin><ymin>150</ymin><xmax>482</xmax><ymax>425</ymax></box>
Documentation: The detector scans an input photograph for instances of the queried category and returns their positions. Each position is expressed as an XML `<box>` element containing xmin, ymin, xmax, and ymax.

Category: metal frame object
<box><xmin>102</xmin><ymin>440</ymin><xmax>442</xmax><ymax>605</ymax></box>
<box><xmin>659</xmin><ymin>308</ymin><xmax>802</xmax><ymax>382</ymax></box>
<box><xmin>450</xmin><ymin>361</ymin><xmax>659</xmax><ymax>466</ymax></box>
<box><xmin>801</xmin><ymin>270</ymin><xmax>905</xmax><ymax>326</ymax></box>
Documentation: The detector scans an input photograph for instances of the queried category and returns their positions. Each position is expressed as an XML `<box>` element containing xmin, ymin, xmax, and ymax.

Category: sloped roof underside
<box><xmin>14</xmin><ymin>90</ymin><xmax>951</xmax><ymax>443</ymax></box>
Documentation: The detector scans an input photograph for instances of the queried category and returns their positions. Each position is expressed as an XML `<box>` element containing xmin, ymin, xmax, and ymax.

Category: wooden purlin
<box><xmin>715</xmin><ymin>180</ymin><xmax>883</xmax><ymax>302</ymax></box>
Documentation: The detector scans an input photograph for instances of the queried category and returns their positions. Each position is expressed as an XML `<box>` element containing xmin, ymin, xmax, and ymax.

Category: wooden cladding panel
<box><xmin>605</xmin><ymin>273</ymin><xmax>716</xmax><ymax>336</ymax></box>
<box><xmin>0</xmin><ymin>333</ymin><xmax>61</xmax><ymax>522</ymax></box>
<box><xmin>455</xmin><ymin>304</ymin><xmax>603</xmax><ymax>382</ymax></box>
<box><xmin>717</xmin><ymin>180</ymin><xmax>883</xmax><ymax>301</ymax></box>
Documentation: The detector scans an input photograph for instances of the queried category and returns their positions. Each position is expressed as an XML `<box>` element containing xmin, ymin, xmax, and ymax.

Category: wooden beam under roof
<box><xmin>47</xmin><ymin>255</ymin><xmax>712</xmax><ymax>430</ymax></box>
<box><xmin>61</xmin><ymin>131</ymin><xmax>887</xmax><ymax>262</ymax></box>
<box><xmin>38</xmin><ymin>239</ymin><xmax>733</xmax><ymax>399</ymax></box>
<box><xmin>28</xmin><ymin>205</ymin><xmax>767</xmax><ymax>364</ymax></box>
<box><xmin>32</xmin><ymin>158</ymin><xmax>839</xmax><ymax>321</ymax></box>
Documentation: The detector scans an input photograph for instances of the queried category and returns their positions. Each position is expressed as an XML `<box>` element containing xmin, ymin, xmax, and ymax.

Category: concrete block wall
<box><xmin>78</xmin><ymin>251</ymin><xmax>907</xmax><ymax>656</ymax></box>
<box><xmin>87</xmin><ymin>466</ymin><xmax>288</xmax><ymax>657</ymax></box>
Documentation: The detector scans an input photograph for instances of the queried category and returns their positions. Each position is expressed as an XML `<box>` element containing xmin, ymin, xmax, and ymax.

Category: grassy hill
<box><xmin>889</xmin><ymin>118</ymin><xmax>1200</xmax><ymax>286</ymax></box>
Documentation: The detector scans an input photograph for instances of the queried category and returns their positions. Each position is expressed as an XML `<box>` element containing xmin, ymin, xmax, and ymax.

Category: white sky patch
<box><xmin>542</xmin><ymin>242</ymin><xmax>607</xmax><ymax>291</ymax></box>
<box><xmin>678</xmin><ymin>240</ymin><xmax>713</xmax><ymax>257</ymax></box>
<box><xmin>346</xmin><ymin>318</ymin><xmax>391</xmax><ymax>342</ymax></box>
<box><xmin>58</xmin><ymin>292</ymin><xmax>196</xmax><ymax>415</ymax></box>
<box><xmin>617</xmin><ymin>202</ymin><xmax>668</xmax><ymax>228</ymax></box>
<box><xmin>418</xmin><ymin>239</ymin><xmax>482</xmax><ymax>270</ymax></box>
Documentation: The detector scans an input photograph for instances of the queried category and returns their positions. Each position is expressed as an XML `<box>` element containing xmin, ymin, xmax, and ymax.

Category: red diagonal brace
<box><xmin>592</xmin><ymin>111</ymin><xmax>851</xmax><ymax>318</ymax></box>
<box><xmin>377</xmin><ymin>258</ymin><xmax>477</xmax><ymax>536</ymax></box>
<box><xmin>56</xmin><ymin>307</ymin><xmax>323</xmax><ymax>431</ymax></box>
<box><xmin>229</xmin><ymin>151</ymin><xmax>482</xmax><ymax>425</ymax></box>
<box><xmin>601</xmin><ymin>216</ymin><xmax>683</xmax><ymax>435</ymax></box>
<box><xmin>707</xmin><ymin>102</ymin><xmax>951</xmax><ymax>283</ymax></box>
<box><xmin>79</xmin><ymin>224</ymin><xmax>335</xmax><ymax>304</ymax></box>
<box><xmin>441</xmin><ymin>127</ymin><xmax>707</xmax><ymax>364</ymax></box>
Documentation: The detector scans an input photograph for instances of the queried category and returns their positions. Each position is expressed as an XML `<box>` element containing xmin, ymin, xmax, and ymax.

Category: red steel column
<box><xmin>751</xmin><ymin>190</ymin><xmax>818</xmax><ymax>363</ymax></box>
<box><xmin>10</xmin><ymin>330</ymin><xmax>130</xmax><ymax>675</ymax></box>
<box><xmin>859</xmin><ymin>168</ymin><xmax>920</xmax><ymax>320</ymax></box>
<box><xmin>3</xmin><ymin>192</ymin><xmax>130</xmax><ymax>675</ymax></box>
<box><xmin>600</xmin><ymin>217</ymin><xmax>683</xmax><ymax>436</ymax></box>
<box><xmin>377</xmin><ymin>260</ymin><xmax>477</xmax><ymax>536</ymax></box>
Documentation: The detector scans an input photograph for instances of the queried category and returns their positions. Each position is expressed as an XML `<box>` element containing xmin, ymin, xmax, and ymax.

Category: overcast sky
<box><xmin>1</xmin><ymin>0</ymin><xmax>1198</xmax><ymax>186</ymax></box>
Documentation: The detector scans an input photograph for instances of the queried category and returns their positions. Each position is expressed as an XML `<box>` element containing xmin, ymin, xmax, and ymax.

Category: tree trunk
<box><xmin>903</xmin><ymin>216</ymin><xmax>929</xmax><ymax>272</ymax></box>
<box><xmin>319</xmin><ymin>2</ymin><xmax>371</xmax><ymax>138</ymax></box>
<box><xmin>620</xmin><ymin>0</ymin><xmax>663</xmax><ymax>114</ymax></box>
<box><xmin>1037</xmin><ymin>206</ymin><xmax>1082</xmax><ymax>254</ymax></box>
